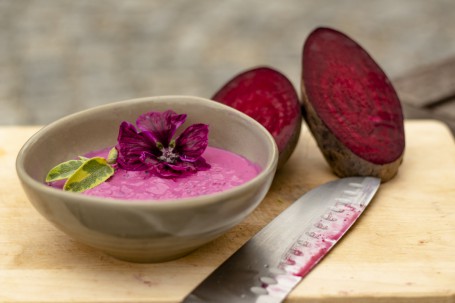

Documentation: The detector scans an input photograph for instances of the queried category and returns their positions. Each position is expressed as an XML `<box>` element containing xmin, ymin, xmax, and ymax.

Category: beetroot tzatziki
<box><xmin>46</xmin><ymin>109</ymin><xmax>262</xmax><ymax>199</ymax></box>
<box><xmin>49</xmin><ymin>146</ymin><xmax>260</xmax><ymax>200</ymax></box>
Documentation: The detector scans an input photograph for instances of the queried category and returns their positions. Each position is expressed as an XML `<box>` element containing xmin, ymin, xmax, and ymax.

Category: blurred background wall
<box><xmin>1</xmin><ymin>0</ymin><xmax>455</xmax><ymax>125</ymax></box>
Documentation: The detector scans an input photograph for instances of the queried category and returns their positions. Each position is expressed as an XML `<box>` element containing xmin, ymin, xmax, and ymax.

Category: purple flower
<box><xmin>115</xmin><ymin>110</ymin><xmax>210</xmax><ymax>178</ymax></box>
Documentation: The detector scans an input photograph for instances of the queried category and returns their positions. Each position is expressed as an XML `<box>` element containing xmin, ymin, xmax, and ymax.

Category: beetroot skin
<box><xmin>212</xmin><ymin>67</ymin><xmax>302</xmax><ymax>168</ymax></box>
<box><xmin>301</xmin><ymin>27</ymin><xmax>405</xmax><ymax>182</ymax></box>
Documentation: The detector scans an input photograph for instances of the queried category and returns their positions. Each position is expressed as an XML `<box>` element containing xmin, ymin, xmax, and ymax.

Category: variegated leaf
<box><xmin>63</xmin><ymin>157</ymin><xmax>114</xmax><ymax>193</ymax></box>
<box><xmin>45</xmin><ymin>159</ymin><xmax>86</xmax><ymax>183</ymax></box>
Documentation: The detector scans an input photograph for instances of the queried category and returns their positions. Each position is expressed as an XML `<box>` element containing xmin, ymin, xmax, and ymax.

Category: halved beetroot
<box><xmin>301</xmin><ymin>27</ymin><xmax>405</xmax><ymax>182</ymax></box>
<box><xmin>212</xmin><ymin>67</ymin><xmax>302</xmax><ymax>169</ymax></box>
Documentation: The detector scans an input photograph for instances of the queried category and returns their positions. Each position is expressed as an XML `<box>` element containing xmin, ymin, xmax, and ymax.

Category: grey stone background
<box><xmin>1</xmin><ymin>0</ymin><xmax>455</xmax><ymax>125</ymax></box>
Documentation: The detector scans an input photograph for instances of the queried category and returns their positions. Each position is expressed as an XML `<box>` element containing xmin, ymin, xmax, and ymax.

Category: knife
<box><xmin>182</xmin><ymin>176</ymin><xmax>381</xmax><ymax>303</ymax></box>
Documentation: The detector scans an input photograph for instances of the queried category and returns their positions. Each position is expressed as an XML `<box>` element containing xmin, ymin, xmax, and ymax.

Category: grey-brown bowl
<box><xmin>16</xmin><ymin>96</ymin><xmax>278</xmax><ymax>263</ymax></box>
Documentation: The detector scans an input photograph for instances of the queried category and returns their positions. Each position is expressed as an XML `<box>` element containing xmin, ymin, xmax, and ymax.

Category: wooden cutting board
<box><xmin>1</xmin><ymin>120</ymin><xmax>454</xmax><ymax>303</ymax></box>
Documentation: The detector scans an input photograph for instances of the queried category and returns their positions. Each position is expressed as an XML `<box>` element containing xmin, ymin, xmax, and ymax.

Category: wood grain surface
<box><xmin>0</xmin><ymin>121</ymin><xmax>454</xmax><ymax>303</ymax></box>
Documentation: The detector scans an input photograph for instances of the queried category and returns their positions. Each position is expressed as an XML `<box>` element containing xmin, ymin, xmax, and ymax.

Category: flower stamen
<box><xmin>158</xmin><ymin>147</ymin><xmax>179</xmax><ymax>163</ymax></box>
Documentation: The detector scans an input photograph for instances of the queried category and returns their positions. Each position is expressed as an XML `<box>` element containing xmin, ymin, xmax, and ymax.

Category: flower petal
<box><xmin>153</xmin><ymin>159</ymin><xmax>207</xmax><ymax>178</ymax></box>
<box><xmin>193</xmin><ymin>157</ymin><xmax>211</xmax><ymax>171</ymax></box>
<box><xmin>139</xmin><ymin>151</ymin><xmax>160</xmax><ymax>166</ymax></box>
<box><xmin>175</xmin><ymin>124</ymin><xmax>209</xmax><ymax>162</ymax></box>
<box><xmin>154</xmin><ymin>162</ymin><xmax>191</xmax><ymax>178</ymax></box>
<box><xmin>116</xmin><ymin>121</ymin><xmax>156</xmax><ymax>171</ymax></box>
<box><xmin>136</xmin><ymin>110</ymin><xmax>187</xmax><ymax>146</ymax></box>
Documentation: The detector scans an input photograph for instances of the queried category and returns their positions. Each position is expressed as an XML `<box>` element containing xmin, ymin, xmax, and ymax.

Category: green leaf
<box><xmin>45</xmin><ymin>159</ymin><xmax>86</xmax><ymax>183</ymax></box>
<box><xmin>107</xmin><ymin>147</ymin><xmax>118</xmax><ymax>164</ymax></box>
<box><xmin>63</xmin><ymin>157</ymin><xmax>114</xmax><ymax>193</ymax></box>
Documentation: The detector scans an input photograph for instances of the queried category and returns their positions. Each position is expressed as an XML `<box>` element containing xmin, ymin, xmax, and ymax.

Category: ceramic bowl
<box><xmin>16</xmin><ymin>96</ymin><xmax>278</xmax><ymax>263</ymax></box>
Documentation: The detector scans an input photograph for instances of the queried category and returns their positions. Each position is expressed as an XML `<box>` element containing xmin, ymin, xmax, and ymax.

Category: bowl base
<box><xmin>103</xmin><ymin>248</ymin><xmax>197</xmax><ymax>263</ymax></box>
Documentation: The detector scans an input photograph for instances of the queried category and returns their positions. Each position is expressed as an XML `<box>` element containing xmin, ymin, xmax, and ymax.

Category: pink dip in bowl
<box><xmin>50</xmin><ymin>146</ymin><xmax>260</xmax><ymax>200</ymax></box>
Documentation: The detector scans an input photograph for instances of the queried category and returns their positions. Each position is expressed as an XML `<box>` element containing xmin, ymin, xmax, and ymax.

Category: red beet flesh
<box><xmin>301</xmin><ymin>27</ymin><xmax>405</xmax><ymax>181</ymax></box>
<box><xmin>212</xmin><ymin>67</ymin><xmax>302</xmax><ymax>168</ymax></box>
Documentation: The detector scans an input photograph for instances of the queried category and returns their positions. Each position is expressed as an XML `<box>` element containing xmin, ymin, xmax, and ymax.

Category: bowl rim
<box><xmin>16</xmin><ymin>95</ymin><xmax>279</xmax><ymax>209</ymax></box>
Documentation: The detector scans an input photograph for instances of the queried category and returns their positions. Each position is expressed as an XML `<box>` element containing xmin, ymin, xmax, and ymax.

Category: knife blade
<box><xmin>182</xmin><ymin>176</ymin><xmax>381</xmax><ymax>303</ymax></box>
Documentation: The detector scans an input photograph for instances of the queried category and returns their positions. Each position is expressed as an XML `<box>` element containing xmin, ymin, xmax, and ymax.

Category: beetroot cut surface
<box><xmin>301</xmin><ymin>27</ymin><xmax>405</xmax><ymax>181</ymax></box>
<box><xmin>212</xmin><ymin>67</ymin><xmax>302</xmax><ymax>169</ymax></box>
